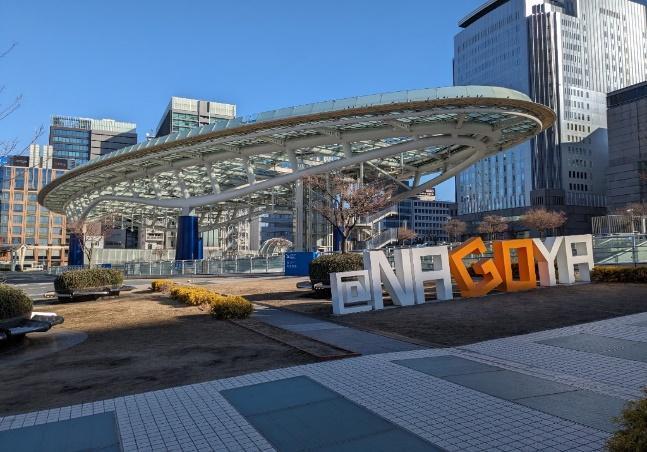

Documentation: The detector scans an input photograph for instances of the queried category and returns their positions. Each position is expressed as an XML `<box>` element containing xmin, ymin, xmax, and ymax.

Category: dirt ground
<box><xmin>213</xmin><ymin>278</ymin><xmax>647</xmax><ymax>347</ymax></box>
<box><xmin>196</xmin><ymin>276</ymin><xmax>332</xmax><ymax>316</ymax></box>
<box><xmin>0</xmin><ymin>289</ymin><xmax>315</xmax><ymax>416</ymax></box>
<box><xmin>325</xmin><ymin>283</ymin><xmax>647</xmax><ymax>346</ymax></box>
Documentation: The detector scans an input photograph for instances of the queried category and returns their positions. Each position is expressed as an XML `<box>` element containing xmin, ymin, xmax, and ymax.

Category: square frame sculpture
<box><xmin>330</xmin><ymin>270</ymin><xmax>372</xmax><ymax>315</ymax></box>
<box><xmin>448</xmin><ymin>237</ymin><xmax>503</xmax><ymax>298</ymax></box>
<box><xmin>493</xmin><ymin>239</ymin><xmax>537</xmax><ymax>292</ymax></box>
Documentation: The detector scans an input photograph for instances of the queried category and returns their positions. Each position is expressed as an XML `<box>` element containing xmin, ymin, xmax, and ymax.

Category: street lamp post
<box><xmin>627</xmin><ymin>209</ymin><xmax>637</xmax><ymax>267</ymax></box>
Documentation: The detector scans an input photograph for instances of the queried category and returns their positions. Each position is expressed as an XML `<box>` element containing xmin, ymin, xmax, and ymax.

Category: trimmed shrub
<box><xmin>151</xmin><ymin>279</ymin><xmax>176</xmax><ymax>292</ymax></box>
<box><xmin>0</xmin><ymin>284</ymin><xmax>32</xmax><ymax>320</ymax></box>
<box><xmin>607</xmin><ymin>388</ymin><xmax>647</xmax><ymax>451</ymax></box>
<box><xmin>591</xmin><ymin>266</ymin><xmax>647</xmax><ymax>283</ymax></box>
<box><xmin>208</xmin><ymin>295</ymin><xmax>254</xmax><ymax>320</ymax></box>
<box><xmin>54</xmin><ymin>268</ymin><xmax>124</xmax><ymax>293</ymax></box>
<box><xmin>169</xmin><ymin>286</ymin><xmax>221</xmax><ymax>306</ymax></box>
<box><xmin>309</xmin><ymin>253</ymin><xmax>364</xmax><ymax>286</ymax></box>
<box><xmin>168</xmin><ymin>285</ymin><xmax>252</xmax><ymax>319</ymax></box>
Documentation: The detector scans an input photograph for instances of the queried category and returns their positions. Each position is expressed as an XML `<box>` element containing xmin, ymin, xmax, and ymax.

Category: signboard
<box><xmin>285</xmin><ymin>251</ymin><xmax>319</xmax><ymax>276</ymax></box>
<box><xmin>331</xmin><ymin>235</ymin><xmax>594</xmax><ymax>315</ymax></box>
<box><xmin>9</xmin><ymin>156</ymin><xmax>29</xmax><ymax>167</ymax></box>
<box><xmin>52</xmin><ymin>158</ymin><xmax>69</xmax><ymax>170</ymax></box>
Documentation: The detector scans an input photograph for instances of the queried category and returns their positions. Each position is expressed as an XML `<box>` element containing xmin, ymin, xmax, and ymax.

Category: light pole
<box><xmin>627</xmin><ymin>209</ymin><xmax>637</xmax><ymax>267</ymax></box>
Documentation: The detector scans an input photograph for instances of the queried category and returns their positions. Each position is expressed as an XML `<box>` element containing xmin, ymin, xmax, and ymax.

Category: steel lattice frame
<box><xmin>39</xmin><ymin>86</ymin><xmax>555</xmax><ymax>232</ymax></box>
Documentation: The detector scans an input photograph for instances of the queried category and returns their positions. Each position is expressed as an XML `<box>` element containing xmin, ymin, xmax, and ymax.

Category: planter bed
<box><xmin>55</xmin><ymin>285</ymin><xmax>135</xmax><ymax>302</ymax></box>
<box><xmin>0</xmin><ymin>312</ymin><xmax>64</xmax><ymax>342</ymax></box>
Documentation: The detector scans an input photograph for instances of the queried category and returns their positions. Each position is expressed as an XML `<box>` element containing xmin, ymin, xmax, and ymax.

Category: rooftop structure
<box><xmin>155</xmin><ymin>96</ymin><xmax>236</xmax><ymax>137</ymax></box>
<box><xmin>39</xmin><ymin>86</ymin><xmax>555</xmax><ymax>257</ymax></box>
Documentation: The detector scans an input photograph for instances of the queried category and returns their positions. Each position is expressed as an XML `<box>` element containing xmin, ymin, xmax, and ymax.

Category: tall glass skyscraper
<box><xmin>454</xmin><ymin>0</ymin><xmax>647</xmax><ymax>234</ymax></box>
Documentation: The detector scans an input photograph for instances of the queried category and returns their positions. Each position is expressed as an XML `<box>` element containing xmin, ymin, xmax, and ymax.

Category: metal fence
<box><xmin>47</xmin><ymin>234</ymin><xmax>647</xmax><ymax>277</ymax></box>
<box><xmin>592</xmin><ymin>215</ymin><xmax>647</xmax><ymax>235</ymax></box>
<box><xmin>382</xmin><ymin>236</ymin><xmax>647</xmax><ymax>267</ymax></box>
<box><xmin>122</xmin><ymin>255</ymin><xmax>285</xmax><ymax>276</ymax></box>
<box><xmin>49</xmin><ymin>255</ymin><xmax>286</xmax><ymax>277</ymax></box>
<box><xmin>593</xmin><ymin>235</ymin><xmax>647</xmax><ymax>266</ymax></box>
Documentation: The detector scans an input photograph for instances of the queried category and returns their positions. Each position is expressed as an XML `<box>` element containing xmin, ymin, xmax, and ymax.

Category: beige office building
<box><xmin>0</xmin><ymin>145</ymin><xmax>68</xmax><ymax>267</ymax></box>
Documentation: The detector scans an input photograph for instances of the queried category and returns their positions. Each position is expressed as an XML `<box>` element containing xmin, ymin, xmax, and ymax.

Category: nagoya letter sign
<box><xmin>330</xmin><ymin>234</ymin><xmax>594</xmax><ymax>315</ymax></box>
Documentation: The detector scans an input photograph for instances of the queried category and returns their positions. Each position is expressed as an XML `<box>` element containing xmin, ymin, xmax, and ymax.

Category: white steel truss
<box><xmin>39</xmin><ymin>86</ymin><xmax>555</xmax><ymax>232</ymax></box>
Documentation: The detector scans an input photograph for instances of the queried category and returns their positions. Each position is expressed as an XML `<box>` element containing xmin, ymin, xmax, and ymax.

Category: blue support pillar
<box><xmin>333</xmin><ymin>226</ymin><xmax>343</xmax><ymax>252</ymax></box>
<box><xmin>175</xmin><ymin>215</ymin><xmax>200</xmax><ymax>260</ymax></box>
<box><xmin>68</xmin><ymin>233</ymin><xmax>84</xmax><ymax>266</ymax></box>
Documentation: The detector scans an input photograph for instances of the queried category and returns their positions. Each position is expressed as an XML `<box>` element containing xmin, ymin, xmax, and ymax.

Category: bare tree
<box><xmin>622</xmin><ymin>202</ymin><xmax>647</xmax><ymax>217</ymax></box>
<box><xmin>477</xmin><ymin>215</ymin><xmax>508</xmax><ymax>241</ymax></box>
<box><xmin>397</xmin><ymin>227</ymin><xmax>417</xmax><ymax>245</ymax></box>
<box><xmin>152</xmin><ymin>247</ymin><xmax>167</xmax><ymax>261</ymax></box>
<box><xmin>68</xmin><ymin>221</ymin><xmax>104</xmax><ymax>267</ymax></box>
<box><xmin>521</xmin><ymin>208</ymin><xmax>567</xmax><ymax>238</ymax></box>
<box><xmin>305</xmin><ymin>174</ymin><xmax>394</xmax><ymax>253</ymax></box>
<box><xmin>443</xmin><ymin>218</ymin><xmax>467</xmax><ymax>243</ymax></box>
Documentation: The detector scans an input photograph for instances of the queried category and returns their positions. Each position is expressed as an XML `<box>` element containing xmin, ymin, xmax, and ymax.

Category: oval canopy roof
<box><xmin>39</xmin><ymin>86</ymin><xmax>555</xmax><ymax>231</ymax></box>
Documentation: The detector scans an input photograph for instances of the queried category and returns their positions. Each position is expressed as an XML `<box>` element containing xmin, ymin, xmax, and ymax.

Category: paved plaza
<box><xmin>2</xmin><ymin>309</ymin><xmax>647</xmax><ymax>451</ymax></box>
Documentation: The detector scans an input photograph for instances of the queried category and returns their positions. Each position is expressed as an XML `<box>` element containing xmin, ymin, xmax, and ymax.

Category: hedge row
<box><xmin>591</xmin><ymin>266</ymin><xmax>647</xmax><ymax>283</ymax></box>
<box><xmin>54</xmin><ymin>268</ymin><xmax>124</xmax><ymax>292</ymax></box>
<box><xmin>167</xmin><ymin>284</ymin><xmax>253</xmax><ymax>320</ymax></box>
<box><xmin>309</xmin><ymin>253</ymin><xmax>364</xmax><ymax>286</ymax></box>
<box><xmin>151</xmin><ymin>279</ymin><xmax>176</xmax><ymax>292</ymax></box>
<box><xmin>0</xmin><ymin>284</ymin><xmax>32</xmax><ymax>320</ymax></box>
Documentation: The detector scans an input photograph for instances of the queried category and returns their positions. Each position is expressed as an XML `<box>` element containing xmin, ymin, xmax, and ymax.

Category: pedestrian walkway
<box><xmin>3</xmin><ymin>313</ymin><xmax>647</xmax><ymax>451</ymax></box>
<box><xmin>252</xmin><ymin>305</ymin><xmax>421</xmax><ymax>355</ymax></box>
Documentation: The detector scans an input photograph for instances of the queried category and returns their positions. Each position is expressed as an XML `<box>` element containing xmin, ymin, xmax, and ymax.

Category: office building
<box><xmin>0</xmin><ymin>145</ymin><xmax>68</xmax><ymax>267</ymax></box>
<box><xmin>606</xmin><ymin>81</ymin><xmax>647</xmax><ymax>212</ymax></box>
<box><xmin>378</xmin><ymin>190</ymin><xmax>458</xmax><ymax>243</ymax></box>
<box><xmin>260</xmin><ymin>213</ymin><xmax>293</xmax><ymax>244</ymax></box>
<box><xmin>155</xmin><ymin>97</ymin><xmax>236</xmax><ymax>137</ymax></box>
<box><xmin>104</xmin><ymin>228</ymin><xmax>139</xmax><ymax>249</ymax></box>
<box><xmin>49</xmin><ymin>115</ymin><xmax>137</xmax><ymax>168</ymax></box>
<box><xmin>454</xmin><ymin>0</ymin><xmax>647</xmax><ymax>234</ymax></box>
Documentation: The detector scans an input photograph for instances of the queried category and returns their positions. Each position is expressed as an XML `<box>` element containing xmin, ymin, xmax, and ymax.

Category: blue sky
<box><xmin>0</xmin><ymin>0</ymin><xmax>484</xmax><ymax>201</ymax></box>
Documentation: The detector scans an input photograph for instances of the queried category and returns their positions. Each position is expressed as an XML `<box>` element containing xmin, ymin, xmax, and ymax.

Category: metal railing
<box><xmin>593</xmin><ymin>235</ymin><xmax>647</xmax><ymax>266</ymax></box>
<box><xmin>592</xmin><ymin>215</ymin><xmax>647</xmax><ymax>235</ymax></box>
<box><xmin>47</xmin><ymin>235</ymin><xmax>647</xmax><ymax>277</ymax></box>
<box><xmin>122</xmin><ymin>255</ymin><xmax>285</xmax><ymax>277</ymax></box>
<box><xmin>363</xmin><ymin>228</ymin><xmax>399</xmax><ymax>250</ymax></box>
<box><xmin>47</xmin><ymin>256</ymin><xmax>285</xmax><ymax>277</ymax></box>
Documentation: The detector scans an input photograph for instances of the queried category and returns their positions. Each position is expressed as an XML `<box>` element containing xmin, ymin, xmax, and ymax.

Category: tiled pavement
<box><xmin>3</xmin><ymin>313</ymin><xmax>647</xmax><ymax>451</ymax></box>
<box><xmin>252</xmin><ymin>305</ymin><xmax>421</xmax><ymax>355</ymax></box>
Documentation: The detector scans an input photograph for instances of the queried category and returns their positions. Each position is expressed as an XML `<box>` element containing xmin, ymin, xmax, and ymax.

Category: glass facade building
<box><xmin>49</xmin><ymin>115</ymin><xmax>137</xmax><ymax>168</ymax></box>
<box><xmin>454</xmin><ymin>0</ymin><xmax>647</xmax><ymax>234</ymax></box>
<box><xmin>606</xmin><ymin>81</ymin><xmax>647</xmax><ymax>211</ymax></box>
<box><xmin>380</xmin><ymin>191</ymin><xmax>458</xmax><ymax>243</ymax></box>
